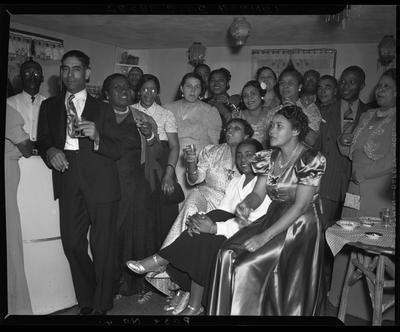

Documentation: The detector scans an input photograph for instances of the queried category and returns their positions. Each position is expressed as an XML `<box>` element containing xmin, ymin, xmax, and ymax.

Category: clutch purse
<box><xmin>161</xmin><ymin>174</ymin><xmax>185</xmax><ymax>205</ymax></box>
<box><xmin>343</xmin><ymin>192</ymin><xmax>361</xmax><ymax>210</ymax></box>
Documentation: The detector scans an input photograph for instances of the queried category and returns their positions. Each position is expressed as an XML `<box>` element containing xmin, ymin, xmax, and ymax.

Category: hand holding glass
<box><xmin>183</xmin><ymin>145</ymin><xmax>197</xmax><ymax>163</ymax></box>
<box><xmin>75</xmin><ymin>117</ymin><xmax>86</xmax><ymax>138</ymax></box>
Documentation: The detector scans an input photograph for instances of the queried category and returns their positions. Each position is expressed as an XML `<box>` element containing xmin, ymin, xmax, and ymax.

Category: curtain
<box><xmin>251</xmin><ymin>49</ymin><xmax>291</xmax><ymax>80</ymax></box>
<box><xmin>9</xmin><ymin>32</ymin><xmax>66</xmax><ymax>61</ymax></box>
<box><xmin>252</xmin><ymin>48</ymin><xmax>337</xmax><ymax>79</ymax></box>
<box><xmin>291</xmin><ymin>49</ymin><xmax>337</xmax><ymax>76</ymax></box>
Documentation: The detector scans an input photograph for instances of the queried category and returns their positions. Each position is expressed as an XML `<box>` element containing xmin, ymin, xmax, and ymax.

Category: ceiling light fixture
<box><xmin>188</xmin><ymin>42</ymin><xmax>207</xmax><ymax>67</ymax></box>
<box><xmin>229</xmin><ymin>17</ymin><xmax>251</xmax><ymax>46</ymax></box>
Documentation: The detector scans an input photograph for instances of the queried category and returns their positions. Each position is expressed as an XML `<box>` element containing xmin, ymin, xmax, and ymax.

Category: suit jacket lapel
<box><xmin>50</xmin><ymin>93</ymin><xmax>68</xmax><ymax>142</ymax></box>
<box><xmin>327</xmin><ymin>101</ymin><xmax>342</xmax><ymax>137</ymax></box>
<box><xmin>81</xmin><ymin>93</ymin><xmax>97</xmax><ymax>120</ymax></box>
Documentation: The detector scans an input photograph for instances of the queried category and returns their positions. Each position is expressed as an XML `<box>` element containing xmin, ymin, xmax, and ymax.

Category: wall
<box><xmin>10</xmin><ymin>21</ymin><xmax>394</xmax><ymax>105</ymax></box>
<box><xmin>149</xmin><ymin>43</ymin><xmax>393</xmax><ymax>105</ymax></box>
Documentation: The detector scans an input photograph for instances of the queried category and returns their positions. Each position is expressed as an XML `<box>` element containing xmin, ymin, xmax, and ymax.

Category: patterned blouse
<box><xmin>133</xmin><ymin>102</ymin><xmax>177</xmax><ymax>141</ymax></box>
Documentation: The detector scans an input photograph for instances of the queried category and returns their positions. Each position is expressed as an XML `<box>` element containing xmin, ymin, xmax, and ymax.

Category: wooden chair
<box><xmin>337</xmin><ymin>242</ymin><xmax>395</xmax><ymax>325</ymax></box>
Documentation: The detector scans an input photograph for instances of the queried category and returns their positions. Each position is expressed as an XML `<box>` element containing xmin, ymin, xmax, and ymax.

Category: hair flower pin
<box><xmin>260</xmin><ymin>82</ymin><xmax>267</xmax><ymax>90</ymax></box>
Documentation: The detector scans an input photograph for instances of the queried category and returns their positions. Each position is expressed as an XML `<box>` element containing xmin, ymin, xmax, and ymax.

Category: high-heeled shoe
<box><xmin>163</xmin><ymin>290</ymin><xmax>185</xmax><ymax>312</ymax></box>
<box><xmin>126</xmin><ymin>255</ymin><xmax>167</xmax><ymax>275</ymax></box>
<box><xmin>172</xmin><ymin>291</ymin><xmax>190</xmax><ymax>315</ymax></box>
<box><xmin>180</xmin><ymin>304</ymin><xmax>204</xmax><ymax>316</ymax></box>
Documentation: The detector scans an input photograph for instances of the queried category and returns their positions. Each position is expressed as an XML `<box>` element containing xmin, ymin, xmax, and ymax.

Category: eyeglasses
<box><xmin>305</xmin><ymin>78</ymin><xmax>317</xmax><ymax>83</ymax></box>
<box><xmin>23</xmin><ymin>69</ymin><xmax>42</xmax><ymax>77</ymax></box>
<box><xmin>142</xmin><ymin>87</ymin><xmax>157</xmax><ymax>94</ymax></box>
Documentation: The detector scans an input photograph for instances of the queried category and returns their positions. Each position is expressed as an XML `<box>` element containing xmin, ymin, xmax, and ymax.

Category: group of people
<box><xmin>6</xmin><ymin>48</ymin><xmax>396</xmax><ymax>318</ymax></box>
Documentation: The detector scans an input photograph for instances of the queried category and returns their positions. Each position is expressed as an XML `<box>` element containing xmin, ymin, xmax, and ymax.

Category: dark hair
<box><xmin>194</xmin><ymin>63</ymin><xmax>210</xmax><ymax>73</ymax></box>
<box><xmin>61</xmin><ymin>50</ymin><xmax>90</xmax><ymax>69</ymax></box>
<box><xmin>278</xmin><ymin>67</ymin><xmax>304</xmax><ymax>86</ymax></box>
<box><xmin>342</xmin><ymin>66</ymin><xmax>366</xmax><ymax>84</ymax></box>
<box><xmin>237</xmin><ymin>138</ymin><xmax>264</xmax><ymax>153</ymax></box>
<box><xmin>209</xmin><ymin>67</ymin><xmax>232</xmax><ymax>90</ymax></box>
<box><xmin>382</xmin><ymin>68</ymin><xmax>396</xmax><ymax>82</ymax></box>
<box><xmin>128</xmin><ymin>66</ymin><xmax>144</xmax><ymax>76</ymax></box>
<box><xmin>318</xmin><ymin>74</ymin><xmax>338</xmax><ymax>88</ymax></box>
<box><xmin>180</xmin><ymin>72</ymin><xmax>206</xmax><ymax>96</ymax></box>
<box><xmin>276</xmin><ymin>105</ymin><xmax>310</xmax><ymax>141</ymax></box>
<box><xmin>242</xmin><ymin>80</ymin><xmax>267</xmax><ymax>101</ymax></box>
<box><xmin>136</xmin><ymin>74</ymin><xmax>161</xmax><ymax>94</ymax></box>
<box><xmin>255</xmin><ymin>66</ymin><xmax>277</xmax><ymax>82</ymax></box>
<box><xmin>101</xmin><ymin>73</ymin><xmax>127</xmax><ymax>96</ymax></box>
<box><xmin>303</xmin><ymin>69</ymin><xmax>320</xmax><ymax>80</ymax></box>
<box><xmin>226</xmin><ymin>118</ymin><xmax>254</xmax><ymax>138</ymax></box>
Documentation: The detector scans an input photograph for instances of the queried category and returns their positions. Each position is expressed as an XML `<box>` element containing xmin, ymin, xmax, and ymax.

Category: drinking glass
<box><xmin>74</xmin><ymin>116</ymin><xmax>86</xmax><ymax>138</ymax></box>
<box><xmin>186</xmin><ymin>144</ymin><xmax>197</xmax><ymax>153</ymax></box>
<box><xmin>382</xmin><ymin>207</ymin><xmax>391</xmax><ymax>228</ymax></box>
<box><xmin>183</xmin><ymin>144</ymin><xmax>197</xmax><ymax>164</ymax></box>
<box><xmin>135</xmin><ymin>118</ymin><xmax>143</xmax><ymax>128</ymax></box>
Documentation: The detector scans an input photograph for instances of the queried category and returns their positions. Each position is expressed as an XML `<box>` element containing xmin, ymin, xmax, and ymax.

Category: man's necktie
<box><xmin>31</xmin><ymin>95</ymin><xmax>35</xmax><ymax>103</ymax></box>
<box><xmin>67</xmin><ymin>95</ymin><xmax>78</xmax><ymax>138</ymax></box>
<box><xmin>343</xmin><ymin>103</ymin><xmax>354</xmax><ymax>133</ymax></box>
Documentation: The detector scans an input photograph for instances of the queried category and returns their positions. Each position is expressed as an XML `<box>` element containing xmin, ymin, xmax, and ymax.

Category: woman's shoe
<box><xmin>126</xmin><ymin>255</ymin><xmax>166</xmax><ymax>275</ymax></box>
<box><xmin>180</xmin><ymin>304</ymin><xmax>204</xmax><ymax>316</ymax></box>
<box><xmin>172</xmin><ymin>291</ymin><xmax>190</xmax><ymax>315</ymax></box>
<box><xmin>163</xmin><ymin>290</ymin><xmax>185</xmax><ymax>311</ymax></box>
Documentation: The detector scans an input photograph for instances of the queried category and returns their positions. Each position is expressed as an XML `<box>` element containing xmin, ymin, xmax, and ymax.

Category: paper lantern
<box><xmin>188</xmin><ymin>42</ymin><xmax>206</xmax><ymax>66</ymax></box>
<box><xmin>229</xmin><ymin>17</ymin><xmax>251</xmax><ymax>45</ymax></box>
<box><xmin>378</xmin><ymin>35</ymin><xmax>396</xmax><ymax>66</ymax></box>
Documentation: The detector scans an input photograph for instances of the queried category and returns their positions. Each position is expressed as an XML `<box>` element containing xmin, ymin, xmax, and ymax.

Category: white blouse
<box><xmin>215</xmin><ymin>174</ymin><xmax>271</xmax><ymax>239</ymax></box>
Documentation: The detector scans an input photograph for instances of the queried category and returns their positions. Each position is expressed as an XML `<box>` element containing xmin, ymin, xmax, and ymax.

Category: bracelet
<box><xmin>267</xmin><ymin>232</ymin><xmax>274</xmax><ymax>241</ymax></box>
<box><xmin>146</xmin><ymin>132</ymin><xmax>155</xmax><ymax>141</ymax></box>
<box><xmin>167</xmin><ymin>164</ymin><xmax>175</xmax><ymax>172</ymax></box>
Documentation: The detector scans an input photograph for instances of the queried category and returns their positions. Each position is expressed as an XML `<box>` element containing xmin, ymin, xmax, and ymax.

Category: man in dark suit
<box><xmin>314</xmin><ymin>65</ymin><xmax>370</xmax><ymax>288</ymax></box>
<box><xmin>37</xmin><ymin>50</ymin><xmax>122</xmax><ymax>315</ymax></box>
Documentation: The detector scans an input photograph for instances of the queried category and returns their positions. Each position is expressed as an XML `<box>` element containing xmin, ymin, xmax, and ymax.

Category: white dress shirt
<box><xmin>7</xmin><ymin>90</ymin><xmax>47</xmax><ymax>141</ymax></box>
<box><xmin>64</xmin><ymin>89</ymin><xmax>87</xmax><ymax>150</ymax></box>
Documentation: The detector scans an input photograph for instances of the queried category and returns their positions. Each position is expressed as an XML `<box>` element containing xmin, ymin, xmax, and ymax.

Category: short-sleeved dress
<box><xmin>207</xmin><ymin>147</ymin><xmax>327</xmax><ymax>316</ymax></box>
<box><xmin>164</xmin><ymin>99</ymin><xmax>222</xmax><ymax>205</ymax></box>
<box><xmin>146</xmin><ymin>143</ymin><xmax>240</xmax><ymax>297</ymax></box>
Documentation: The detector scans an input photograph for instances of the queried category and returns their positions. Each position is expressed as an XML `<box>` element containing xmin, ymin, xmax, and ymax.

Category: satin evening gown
<box><xmin>207</xmin><ymin>147</ymin><xmax>327</xmax><ymax>316</ymax></box>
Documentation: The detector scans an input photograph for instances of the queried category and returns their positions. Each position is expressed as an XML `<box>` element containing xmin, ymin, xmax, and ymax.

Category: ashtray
<box><xmin>364</xmin><ymin>232</ymin><xmax>383</xmax><ymax>239</ymax></box>
<box><xmin>336</xmin><ymin>220</ymin><xmax>361</xmax><ymax>230</ymax></box>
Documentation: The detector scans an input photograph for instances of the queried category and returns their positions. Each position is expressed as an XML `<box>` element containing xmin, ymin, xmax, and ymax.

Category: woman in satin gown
<box><xmin>207</xmin><ymin>105</ymin><xmax>327</xmax><ymax>316</ymax></box>
<box><xmin>126</xmin><ymin>139</ymin><xmax>271</xmax><ymax>315</ymax></box>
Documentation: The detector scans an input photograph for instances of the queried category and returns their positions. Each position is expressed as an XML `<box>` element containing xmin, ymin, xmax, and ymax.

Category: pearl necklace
<box><xmin>114</xmin><ymin>106</ymin><xmax>130</xmax><ymax>115</ymax></box>
<box><xmin>377</xmin><ymin>107</ymin><xmax>396</xmax><ymax>118</ymax></box>
<box><xmin>278</xmin><ymin>142</ymin><xmax>300</xmax><ymax>168</ymax></box>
